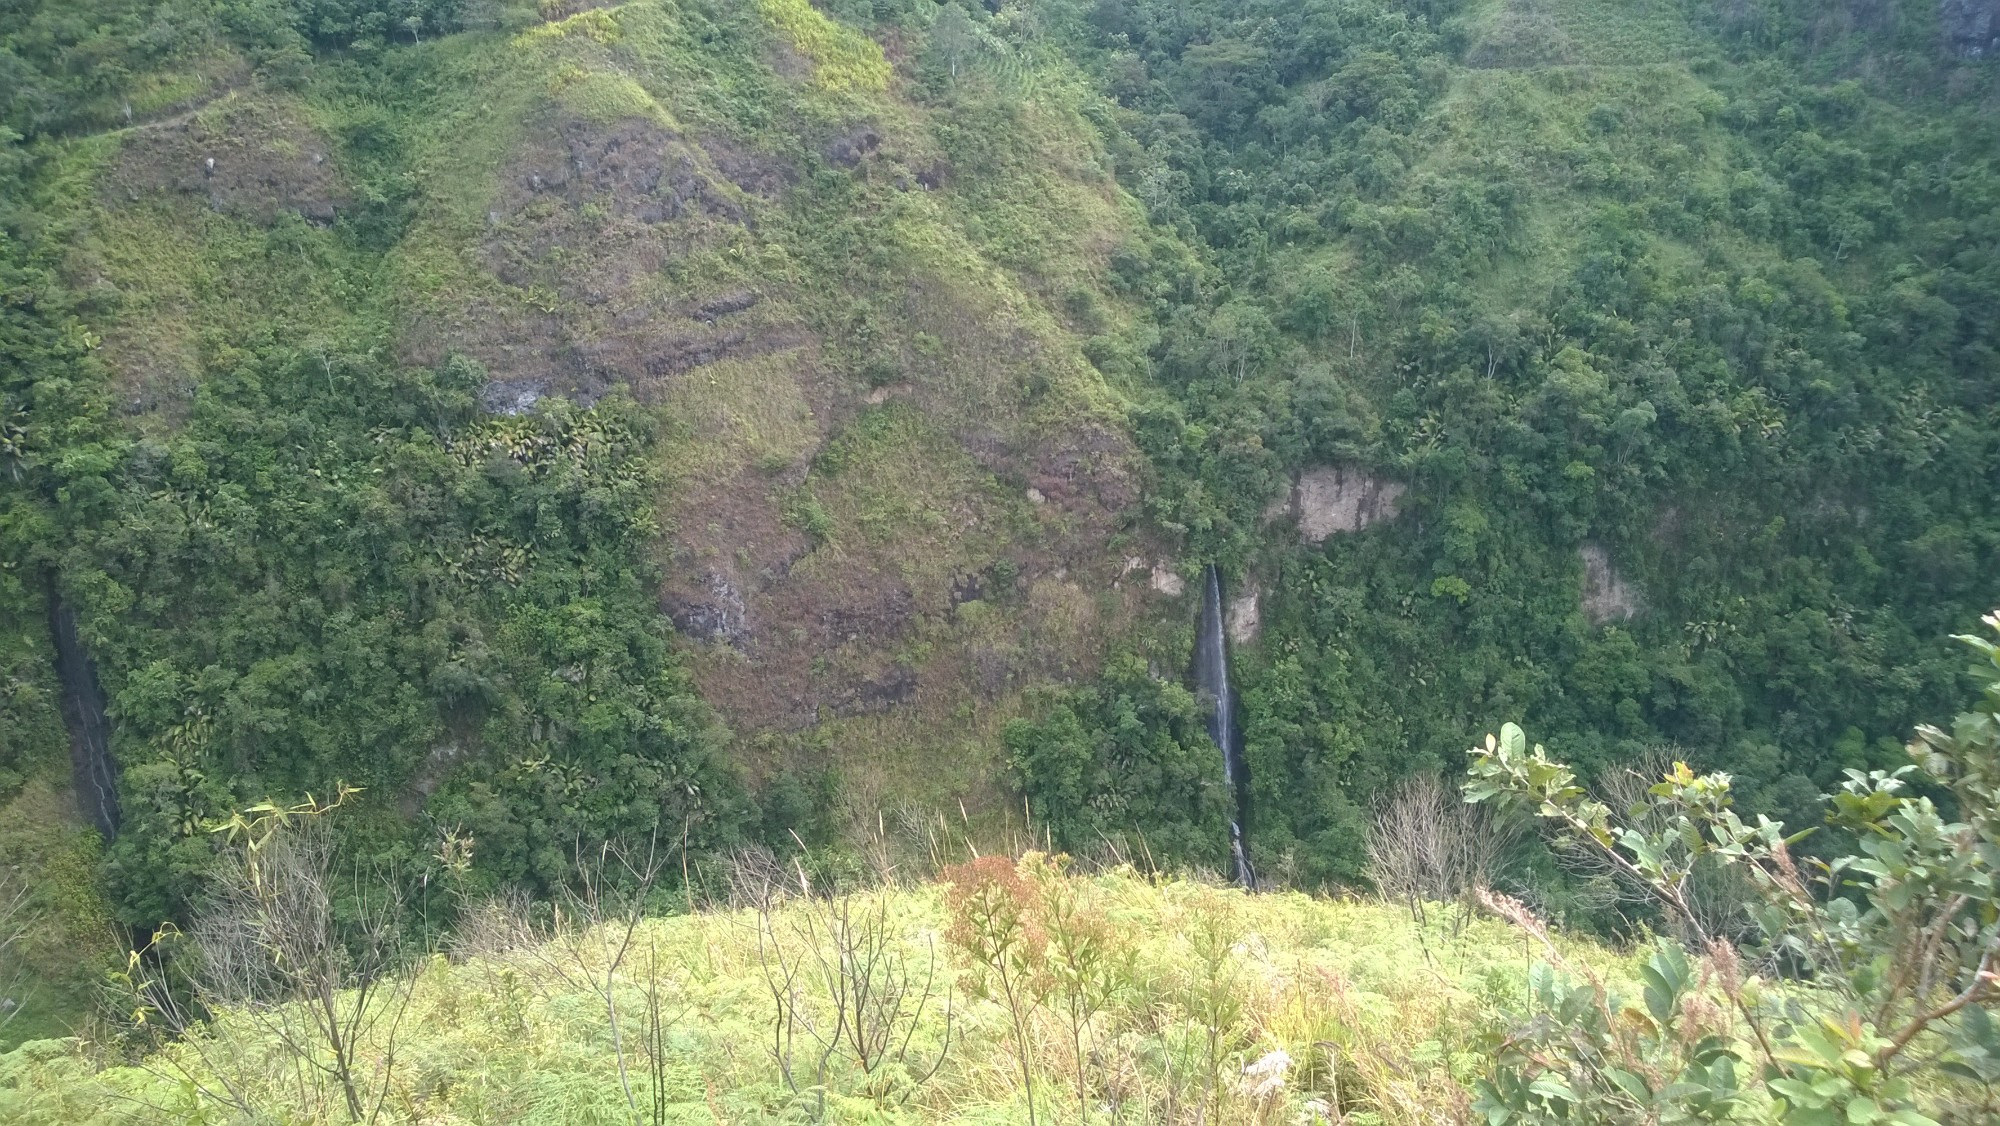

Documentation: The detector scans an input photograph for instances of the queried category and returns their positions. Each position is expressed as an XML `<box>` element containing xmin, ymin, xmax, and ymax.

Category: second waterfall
<box><xmin>1194</xmin><ymin>565</ymin><xmax>1255</xmax><ymax>889</ymax></box>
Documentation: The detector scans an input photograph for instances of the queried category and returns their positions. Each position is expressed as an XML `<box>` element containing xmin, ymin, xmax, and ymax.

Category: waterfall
<box><xmin>46</xmin><ymin>579</ymin><xmax>119</xmax><ymax>838</ymax></box>
<box><xmin>1195</xmin><ymin>565</ymin><xmax>1254</xmax><ymax>888</ymax></box>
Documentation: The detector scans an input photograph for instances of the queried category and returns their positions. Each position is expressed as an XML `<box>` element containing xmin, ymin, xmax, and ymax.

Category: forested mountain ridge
<box><xmin>1024</xmin><ymin>0</ymin><xmax>2000</xmax><ymax>889</ymax></box>
<box><xmin>0</xmin><ymin>0</ymin><xmax>1996</xmax><ymax>1049</ymax></box>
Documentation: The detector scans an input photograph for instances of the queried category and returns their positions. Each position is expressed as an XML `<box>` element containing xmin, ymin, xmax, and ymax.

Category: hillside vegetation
<box><xmin>1</xmin><ymin>0</ymin><xmax>1196</xmax><ymax>958</ymax></box>
<box><xmin>1009</xmin><ymin>0</ymin><xmax>2000</xmax><ymax>888</ymax></box>
<box><xmin>0</xmin><ymin>861</ymin><xmax>1644</xmax><ymax>1125</ymax></box>
<box><xmin>11</xmin><ymin>617</ymin><xmax>2000</xmax><ymax>1123</ymax></box>
<box><xmin>0</xmin><ymin>0</ymin><xmax>1997</xmax><ymax>1114</ymax></box>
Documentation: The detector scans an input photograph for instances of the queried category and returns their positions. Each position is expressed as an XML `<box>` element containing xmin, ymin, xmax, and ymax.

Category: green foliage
<box><xmin>1038</xmin><ymin>0</ymin><xmax>2000</xmax><ymax>891</ymax></box>
<box><xmin>5</xmin><ymin>0</ymin><xmax>1174</xmax><ymax>933</ymax></box>
<box><xmin>54</xmin><ymin>339</ymin><xmax>746</xmax><ymax>921</ymax></box>
<box><xmin>0</xmin><ymin>0</ymin><xmax>465</xmax><ymax>140</ymax></box>
<box><xmin>1003</xmin><ymin>651</ymin><xmax>1227</xmax><ymax>870</ymax></box>
<box><xmin>1473</xmin><ymin>942</ymin><xmax>1746</xmax><ymax>1123</ymax></box>
<box><xmin>0</xmin><ymin>783</ymin><xmax>119</xmax><ymax>1050</ymax></box>
<box><xmin>8</xmin><ymin>0</ymin><xmax>2000</xmax><ymax>1007</ymax></box>
<box><xmin>1465</xmin><ymin>609</ymin><xmax>2000</xmax><ymax>1122</ymax></box>
<box><xmin>756</xmin><ymin>0</ymin><xmax>890</xmax><ymax>92</ymax></box>
<box><xmin>284</xmin><ymin>0</ymin><xmax>463</xmax><ymax>49</ymax></box>
<box><xmin>3</xmin><ymin>102</ymin><xmax>748</xmax><ymax>922</ymax></box>
<box><xmin>0</xmin><ymin>0</ymin><xmax>214</xmax><ymax>137</ymax></box>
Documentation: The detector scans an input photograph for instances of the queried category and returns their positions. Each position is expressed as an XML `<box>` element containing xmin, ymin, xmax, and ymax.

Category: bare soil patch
<box><xmin>103</xmin><ymin>101</ymin><xmax>348</xmax><ymax>225</ymax></box>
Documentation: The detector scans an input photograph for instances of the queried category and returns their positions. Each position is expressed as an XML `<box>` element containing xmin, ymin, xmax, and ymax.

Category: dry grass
<box><xmin>1</xmin><ymin>861</ymin><xmax>1643</xmax><ymax>1124</ymax></box>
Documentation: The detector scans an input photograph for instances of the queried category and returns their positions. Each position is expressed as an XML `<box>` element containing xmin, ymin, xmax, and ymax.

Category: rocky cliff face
<box><xmin>1941</xmin><ymin>0</ymin><xmax>2000</xmax><ymax>57</ymax></box>
<box><xmin>1265</xmin><ymin>467</ymin><xmax>1406</xmax><ymax>544</ymax></box>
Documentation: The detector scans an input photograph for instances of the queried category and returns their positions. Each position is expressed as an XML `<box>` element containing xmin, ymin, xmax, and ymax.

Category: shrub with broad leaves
<box><xmin>1464</xmin><ymin>610</ymin><xmax>2000</xmax><ymax>1124</ymax></box>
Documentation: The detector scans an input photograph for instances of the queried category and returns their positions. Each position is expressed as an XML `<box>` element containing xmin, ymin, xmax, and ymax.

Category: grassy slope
<box><xmin>0</xmin><ymin>866</ymin><xmax>1643</xmax><ymax>1124</ymax></box>
<box><xmin>0</xmin><ymin>776</ymin><xmax>119</xmax><ymax>1049</ymax></box>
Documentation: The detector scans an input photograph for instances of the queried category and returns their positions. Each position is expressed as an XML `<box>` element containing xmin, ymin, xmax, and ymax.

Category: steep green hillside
<box><xmin>63</xmin><ymin>0</ymin><xmax>1177</xmax><ymax>825</ymax></box>
<box><xmin>1003</xmin><ymin>0</ymin><xmax>2000</xmax><ymax>887</ymax></box>
<box><xmin>1</xmin><ymin>0</ymin><xmax>1206</xmax><ymax>954</ymax></box>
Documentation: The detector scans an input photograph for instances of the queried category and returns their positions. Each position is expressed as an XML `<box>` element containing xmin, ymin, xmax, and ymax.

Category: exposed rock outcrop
<box><xmin>1942</xmin><ymin>0</ymin><xmax>2000</xmax><ymax>57</ymax></box>
<box><xmin>665</xmin><ymin>571</ymin><xmax>750</xmax><ymax>647</ymax></box>
<box><xmin>1272</xmin><ymin>467</ymin><xmax>1407</xmax><ymax>544</ymax></box>
<box><xmin>1580</xmin><ymin>544</ymin><xmax>1643</xmax><ymax>625</ymax></box>
<box><xmin>1227</xmin><ymin>578</ymin><xmax>1261</xmax><ymax>646</ymax></box>
<box><xmin>510</xmin><ymin>118</ymin><xmax>743</xmax><ymax>224</ymax></box>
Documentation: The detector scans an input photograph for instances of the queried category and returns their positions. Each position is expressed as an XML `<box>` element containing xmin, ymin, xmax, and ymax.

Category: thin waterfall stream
<box><xmin>46</xmin><ymin>576</ymin><xmax>119</xmax><ymax>839</ymax></box>
<box><xmin>1195</xmin><ymin>565</ymin><xmax>1254</xmax><ymax>888</ymax></box>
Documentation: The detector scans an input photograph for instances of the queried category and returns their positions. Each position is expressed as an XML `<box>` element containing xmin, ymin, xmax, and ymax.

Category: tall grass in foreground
<box><xmin>0</xmin><ymin>859</ymin><xmax>1640</xmax><ymax>1124</ymax></box>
